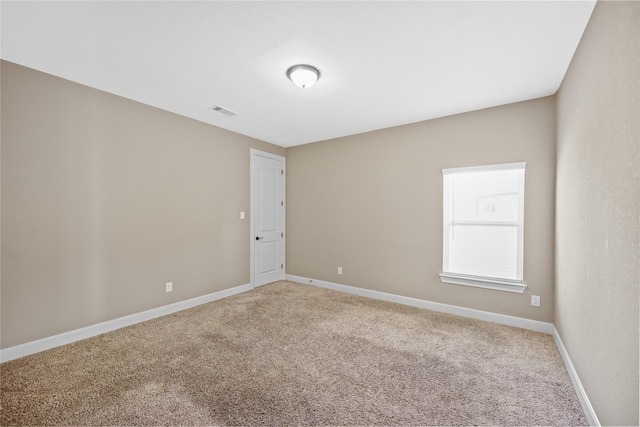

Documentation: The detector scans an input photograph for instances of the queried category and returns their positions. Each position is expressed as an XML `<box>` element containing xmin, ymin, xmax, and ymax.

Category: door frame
<box><xmin>250</xmin><ymin>149</ymin><xmax>286</xmax><ymax>288</ymax></box>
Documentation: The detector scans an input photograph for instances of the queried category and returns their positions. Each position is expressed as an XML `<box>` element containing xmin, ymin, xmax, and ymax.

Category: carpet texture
<box><xmin>1</xmin><ymin>281</ymin><xmax>586</xmax><ymax>426</ymax></box>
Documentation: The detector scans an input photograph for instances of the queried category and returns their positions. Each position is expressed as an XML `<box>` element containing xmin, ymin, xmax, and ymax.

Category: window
<box><xmin>440</xmin><ymin>162</ymin><xmax>526</xmax><ymax>293</ymax></box>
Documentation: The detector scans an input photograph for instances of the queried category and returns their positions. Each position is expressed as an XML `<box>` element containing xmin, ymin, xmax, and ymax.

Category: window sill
<box><xmin>439</xmin><ymin>273</ymin><xmax>527</xmax><ymax>294</ymax></box>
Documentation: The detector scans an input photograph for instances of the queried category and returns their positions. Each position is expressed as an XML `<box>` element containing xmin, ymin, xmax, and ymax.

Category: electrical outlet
<box><xmin>166</xmin><ymin>282</ymin><xmax>173</xmax><ymax>293</ymax></box>
<box><xmin>337</xmin><ymin>267</ymin><xmax>343</xmax><ymax>275</ymax></box>
<box><xmin>531</xmin><ymin>295</ymin><xmax>540</xmax><ymax>307</ymax></box>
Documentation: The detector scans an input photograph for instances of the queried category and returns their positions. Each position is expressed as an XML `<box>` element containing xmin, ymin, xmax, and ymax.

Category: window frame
<box><xmin>439</xmin><ymin>162</ymin><xmax>527</xmax><ymax>294</ymax></box>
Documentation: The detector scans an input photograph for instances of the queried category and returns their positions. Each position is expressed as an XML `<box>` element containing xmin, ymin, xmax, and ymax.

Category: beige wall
<box><xmin>287</xmin><ymin>96</ymin><xmax>556</xmax><ymax>322</ymax></box>
<box><xmin>4</xmin><ymin>5</ymin><xmax>638</xmax><ymax>421</ymax></box>
<box><xmin>555</xmin><ymin>2</ymin><xmax>639</xmax><ymax>426</ymax></box>
<box><xmin>0</xmin><ymin>60</ymin><xmax>285</xmax><ymax>349</ymax></box>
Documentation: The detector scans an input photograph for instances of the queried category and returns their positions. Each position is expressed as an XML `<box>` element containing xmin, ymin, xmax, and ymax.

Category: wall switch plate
<box><xmin>531</xmin><ymin>295</ymin><xmax>540</xmax><ymax>307</ymax></box>
<box><xmin>240</xmin><ymin>211</ymin><xmax>245</xmax><ymax>220</ymax></box>
<box><xmin>337</xmin><ymin>267</ymin><xmax>343</xmax><ymax>275</ymax></box>
<box><xmin>166</xmin><ymin>282</ymin><xmax>173</xmax><ymax>292</ymax></box>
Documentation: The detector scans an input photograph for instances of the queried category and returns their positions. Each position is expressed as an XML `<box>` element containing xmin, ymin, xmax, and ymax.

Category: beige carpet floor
<box><xmin>1</xmin><ymin>281</ymin><xmax>586</xmax><ymax>426</ymax></box>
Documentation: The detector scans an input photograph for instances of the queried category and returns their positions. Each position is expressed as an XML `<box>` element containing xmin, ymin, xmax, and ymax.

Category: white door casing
<box><xmin>250</xmin><ymin>149</ymin><xmax>285</xmax><ymax>287</ymax></box>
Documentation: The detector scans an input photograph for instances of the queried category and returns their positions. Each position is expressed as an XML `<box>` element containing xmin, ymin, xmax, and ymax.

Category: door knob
<box><xmin>256</xmin><ymin>236</ymin><xmax>263</xmax><ymax>240</ymax></box>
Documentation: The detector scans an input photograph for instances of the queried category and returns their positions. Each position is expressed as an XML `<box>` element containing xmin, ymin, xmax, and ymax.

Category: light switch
<box><xmin>240</xmin><ymin>211</ymin><xmax>245</xmax><ymax>219</ymax></box>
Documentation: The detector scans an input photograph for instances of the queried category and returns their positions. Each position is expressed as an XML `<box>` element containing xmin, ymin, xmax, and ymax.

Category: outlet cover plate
<box><xmin>531</xmin><ymin>295</ymin><xmax>540</xmax><ymax>307</ymax></box>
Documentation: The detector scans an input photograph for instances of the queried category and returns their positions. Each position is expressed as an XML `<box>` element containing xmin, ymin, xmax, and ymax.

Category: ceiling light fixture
<box><xmin>286</xmin><ymin>64</ymin><xmax>320</xmax><ymax>89</ymax></box>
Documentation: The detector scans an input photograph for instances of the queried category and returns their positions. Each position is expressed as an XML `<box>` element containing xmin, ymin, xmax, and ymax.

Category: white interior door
<box><xmin>251</xmin><ymin>150</ymin><xmax>285</xmax><ymax>287</ymax></box>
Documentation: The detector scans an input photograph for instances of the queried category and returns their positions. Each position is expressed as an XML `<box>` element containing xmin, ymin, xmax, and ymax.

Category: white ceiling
<box><xmin>1</xmin><ymin>1</ymin><xmax>595</xmax><ymax>148</ymax></box>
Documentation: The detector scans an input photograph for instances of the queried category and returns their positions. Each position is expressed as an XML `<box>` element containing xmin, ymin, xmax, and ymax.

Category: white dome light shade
<box><xmin>286</xmin><ymin>64</ymin><xmax>320</xmax><ymax>89</ymax></box>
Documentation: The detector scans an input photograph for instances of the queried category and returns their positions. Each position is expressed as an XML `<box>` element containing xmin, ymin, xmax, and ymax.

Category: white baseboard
<box><xmin>552</xmin><ymin>326</ymin><xmax>601</xmax><ymax>426</ymax></box>
<box><xmin>286</xmin><ymin>274</ymin><xmax>553</xmax><ymax>334</ymax></box>
<box><xmin>0</xmin><ymin>283</ymin><xmax>253</xmax><ymax>363</ymax></box>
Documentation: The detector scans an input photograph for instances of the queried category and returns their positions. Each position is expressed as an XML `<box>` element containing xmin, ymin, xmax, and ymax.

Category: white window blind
<box><xmin>440</xmin><ymin>162</ymin><xmax>526</xmax><ymax>293</ymax></box>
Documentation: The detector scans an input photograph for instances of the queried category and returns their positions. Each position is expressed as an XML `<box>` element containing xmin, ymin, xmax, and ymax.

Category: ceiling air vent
<box><xmin>209</xmin><ymin>105</ymin><xmax>237</xmax><ymax>117</ymax></box>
